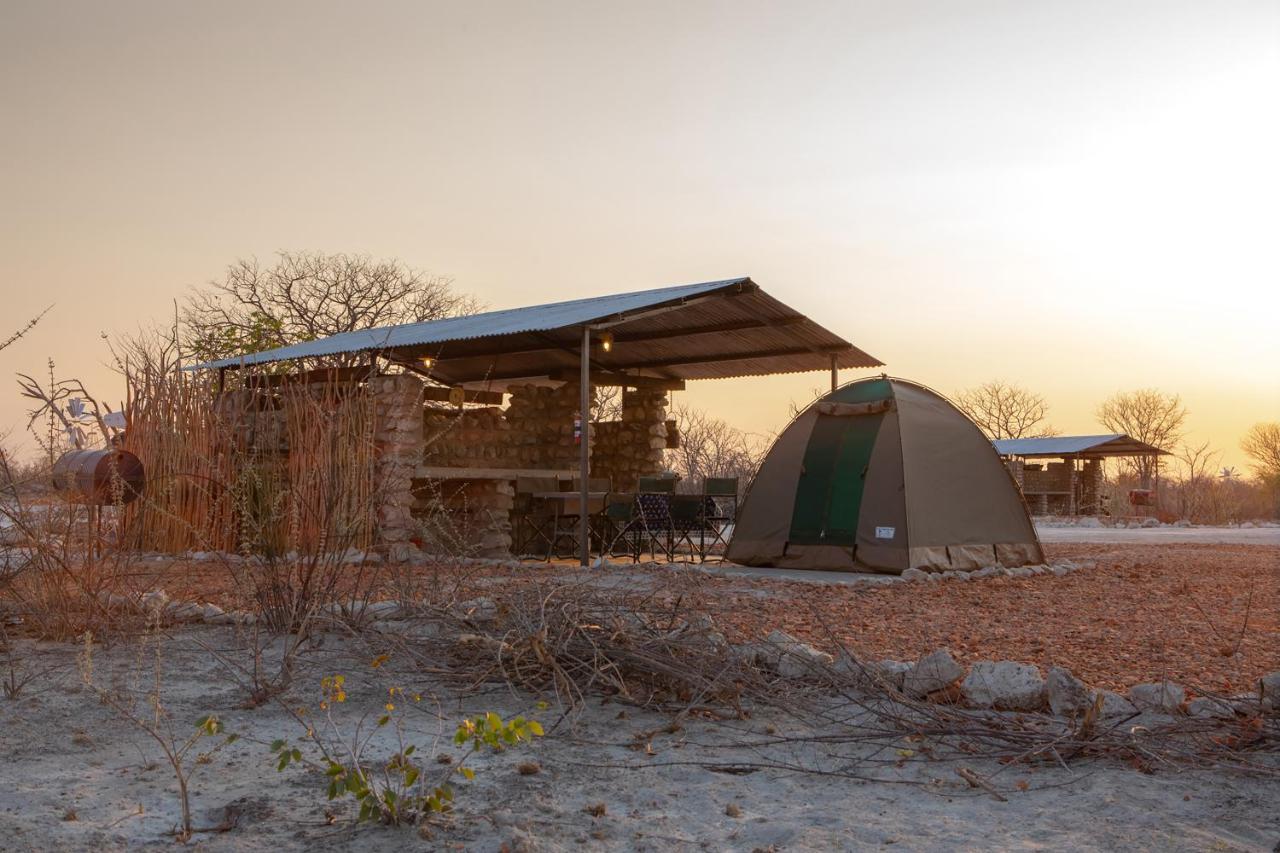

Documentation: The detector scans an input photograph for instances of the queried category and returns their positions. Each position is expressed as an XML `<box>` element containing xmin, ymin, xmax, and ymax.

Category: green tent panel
<box><xmin>728</xmin><ymin>376</ymin><xmax>1043</xmax><ymax>574</ymax></box>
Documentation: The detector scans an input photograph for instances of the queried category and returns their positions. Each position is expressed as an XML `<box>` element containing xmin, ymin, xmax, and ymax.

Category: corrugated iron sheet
<box><xmin>189</xmin><ymin>277</ymin><xmax>884</xmax><ymax>382</ymax></box>
<box><xmin>992</xmin><ymin>434</ymin><xmax>1168</xmax><ymax>457</ymax></box>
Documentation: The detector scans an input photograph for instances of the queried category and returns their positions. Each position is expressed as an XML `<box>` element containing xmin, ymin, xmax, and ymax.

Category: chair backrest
<box><xmin>604</xmin><ymin>498</ymin><xmax>635</xmax><ymax>521</ymax></box>
<box><xmin>703</xmin><ymin>477</ymin><xmax>739</xmax><ymax>497</ymax></box>
<box><xmin>638</xmin><ymin>476</ymin><xmax>676</xmax><ymax>494</ymax></box>
<box><xmin>669</xmin><ymin>494</ymin><xmax>704</xmax><ymax>523</ymax></box>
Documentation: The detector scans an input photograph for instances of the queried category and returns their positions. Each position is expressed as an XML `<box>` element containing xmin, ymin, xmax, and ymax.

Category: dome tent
<box><xmin>728</xmin><ymin>376</ymin><xmax>1043</xmax><ymax>574</ymax></box>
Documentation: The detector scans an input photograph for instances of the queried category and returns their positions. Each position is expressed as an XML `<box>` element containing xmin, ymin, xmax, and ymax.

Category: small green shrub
<box><xmin>272</xmin><ymin>672</ymin><xmax>542</xmax><ymax>826</ymax></box>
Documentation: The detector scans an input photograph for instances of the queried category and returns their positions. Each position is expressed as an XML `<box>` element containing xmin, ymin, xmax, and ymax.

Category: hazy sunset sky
<box><xmin>2</xmin><ymin>1</ymin><xmax>1277</xmax><ymax>469</ymax></box>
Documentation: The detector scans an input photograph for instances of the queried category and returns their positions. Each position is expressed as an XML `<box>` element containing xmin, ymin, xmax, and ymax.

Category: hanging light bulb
<box><xmin>421</xmin><ymin>356</ymin><xmax>435</xmax><ymax>369</ymax></box>
<box><xmin>599</xmin><ymin>331</ymin><xmax>614</xmax><ymax>353</ymax></box>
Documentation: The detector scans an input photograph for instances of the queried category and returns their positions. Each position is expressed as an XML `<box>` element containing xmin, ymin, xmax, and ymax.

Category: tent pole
<box><xmin>830</xmin><ymin>354</ymin><xmax>838</xmax><ymax>392</ymax></box>
<box><xmin>579</xmin><ymin>325</ymin><xmax>591</xmax><ymax>567</ymax></box>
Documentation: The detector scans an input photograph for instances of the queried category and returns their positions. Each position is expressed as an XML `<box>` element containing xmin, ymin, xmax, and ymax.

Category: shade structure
<box><xmin>728</xmin><ymin>376</ymin><xmax>1044</xmax><ymax>574</ymax></box>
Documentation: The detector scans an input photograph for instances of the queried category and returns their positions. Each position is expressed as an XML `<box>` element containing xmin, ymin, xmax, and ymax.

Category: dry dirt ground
<box><xmin>138</xmin><ymin>541</ymin><xmax>1279</xmax><ymax>693</ymax></box>
<box><xmin>2</xmin><ymin>627</ymin><xmax>1279</xmax><ymax>852</ymax></box>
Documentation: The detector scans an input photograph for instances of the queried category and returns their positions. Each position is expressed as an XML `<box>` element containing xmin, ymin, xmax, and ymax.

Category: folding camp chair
<box><xmin>667</xmin><ymin>494</ymin><xmax>706</xmax><ymax>562</ymax></box>
<box><xmin>701</xmin><ymin>477</ymin><xmax>739</xmax><ymax>560</ymax></box>
<box><xmin>602</xmin><ymin>496</ymin><xmax>642</xmax><ymax>562</ymax></box>
<box><xmin>513</xmin><ymin>476</ymin><xmax>557</xmax><ymax>559</ymax></box>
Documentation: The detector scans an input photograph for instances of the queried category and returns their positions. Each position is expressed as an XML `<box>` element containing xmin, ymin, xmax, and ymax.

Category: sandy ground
<box><xmin>1036</xmin><ymin>525</ymin><xmax>1280</xmax><ymax>546</ymax></box>
<box><xmin>2</xmin><ymin>627</ymin><xmax>1278</xmax><ymax>852</ymax></box>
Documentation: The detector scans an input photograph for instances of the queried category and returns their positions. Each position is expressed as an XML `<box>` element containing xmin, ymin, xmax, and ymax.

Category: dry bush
<box><xmin>955</xmin><ymin>380</ymin><xmax>1058</xmax><ymax>440</ymax></box>
<box><xmin>360</xmin><ymin>570</ymin><xmax>1279</xmax><ymax>782</ymax></box>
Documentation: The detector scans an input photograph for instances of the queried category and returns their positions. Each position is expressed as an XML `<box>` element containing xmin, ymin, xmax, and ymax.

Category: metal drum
<box><xmin>51</xmin><ymin>449</ymin><xmax>145</xmax><ymax>505</ymax></box>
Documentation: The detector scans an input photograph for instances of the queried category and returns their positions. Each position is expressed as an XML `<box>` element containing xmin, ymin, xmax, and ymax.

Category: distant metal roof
<box><xmin>992</xmin><ymin>434</ymin><xmax>1170</xmax><ymax>458</ymax></box>
<box><xmin>189</xmin><ymin>277</ymin><xmax>884</xmax><ymax>384</ymax></box>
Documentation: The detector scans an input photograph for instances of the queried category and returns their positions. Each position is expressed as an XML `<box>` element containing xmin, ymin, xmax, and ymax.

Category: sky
<box><xmin>2</xmin><ymin>0</ymin><xmax>1277</xmax><ymax>471</ymax></box>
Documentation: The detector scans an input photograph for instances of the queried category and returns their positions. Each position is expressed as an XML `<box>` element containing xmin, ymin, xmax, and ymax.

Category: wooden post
<box><xmin>830</xmin><ymin>354</ymin><xmax>838</xmax><ymax>392</ymax></box>
<box><xmin>579</xmin><ymin>325</ymin><xmax>591</xmax><ymax>567</ymax></box>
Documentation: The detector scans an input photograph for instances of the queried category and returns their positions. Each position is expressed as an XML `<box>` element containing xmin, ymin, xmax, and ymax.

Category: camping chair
<box><xmin>601</xmin><ymin>495</ymin><xmax>643</xmax><ymax>562</ymax></box>
<box><xmin>513</xmin><ymin>476</ymin><xmax>557</xmax><ymax>558</ymax></box>
<box><xmin>667</xmin><ymin>494</ymin><xmax>706</xmax><ymax>562</ymax></box>
<box><xmin>701</xmin><ymin>477</ymin><xmax>739</xmax><ymax>560</ymax></box>
<box><xmin>634</xmin><ymin>482</ymin><xmax>675</xmax><ymax>560</ymax></box>
<box><xmin>546</xmin><ymin>492</ymin><xmax>607</xmax><ymax>560</ymax></box>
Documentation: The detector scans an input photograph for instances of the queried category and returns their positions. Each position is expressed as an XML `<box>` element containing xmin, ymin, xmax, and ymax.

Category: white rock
<box><xmin>1186</xmin><ymin>696</ymin><xmax>1235</xmax><ymax>719</ymax></box>
<box><xmin>201</xmin><ymin>603</ymin><xmax>225</xmax><ymax>621</ymax></box>
<box><xmin>166</xmin><ymin>601</ymin><xmax>203</xmax><ymax>622</ymax></box>
<box><xmin>1077</xmin><ymin>517</ymin><xmax>1103</xmax><ymax>528</ymax></box>
<box><xmin>1050</xmin><ymin>565</ymin><xmax>1072</xmax><ymax>577</ymax></box>
<box><xmin>140</xmin><ymin>590</ymin><xmax>169</xmax><ymax>613</ymax></box>
<box><xmin>900</xmin><ymin>568</ymin><xmax>928</xmax><ymax>582</ymax></box>
<box><xmin>1128</xmin><ymin>681</ymin><xmax>1185</xmax><ymax>713</ymax></box>
<box><xmin>1140</xmin><ymin>517</ymin><xmax>1161</xmax><ymax>528</ymax></box>
<box><xmin>1046</xmin><ymin>666</ymin><xmax>1092</xmax><ymax>716</ymax></box>
<box><xmin>1096</xmin><ymin>690</ymin><xmax>1138</xmax><ymax>718</ymax></box>
<box><xmin>1173</xmin><ymin>519</ymin><xmax>1192</xmax><ymax>528</ymax></box>
<box><xmin>902</xmin><ymin>649</ymin><xmax>964</xmax><ymax>698</ymax></box>
<box><xmin>764</xmin><ymin>629</ymin><xmax>834</xmax><ymax>677</ymax></box>
<box><xmin>453</xmin><ymin>597</ymin><xmax>498</xmax><ymax>624</ymax></box>
<box><xmin>871</xmin><ymin>659</ymin><xmax>912</xmax><ymax>689</ymax></box>
<box><xmin>364</xmin><ymin>600</ymin><xmax>403</xmax><ymax>619</ymax></box>
<box><xmin>1259</xmin><ymin>671</ymin><xmax>1280</xmax><ymax>711</ymax></box>
<box><xmin>962</xmin><ymin>661</ymin><xmax>1046</xmax><ymax>711</ymax></box>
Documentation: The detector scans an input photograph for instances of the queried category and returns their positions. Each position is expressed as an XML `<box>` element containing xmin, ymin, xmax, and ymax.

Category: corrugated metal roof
<box><xmin>188</xmin><ymin>277</ymin><xmax>884</xmax><ymax>382</ymax></box>
<box><xmin>992</xmin><ymin>434</ymin><xmax>1169</xmax><ymax>457</ymax></box>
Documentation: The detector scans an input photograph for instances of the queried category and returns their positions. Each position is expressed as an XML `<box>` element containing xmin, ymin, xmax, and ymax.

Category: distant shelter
<box><xmin>992</xmin><ymin>434</ymin><xmax>1169</xmax><ymax>516</ymax></box>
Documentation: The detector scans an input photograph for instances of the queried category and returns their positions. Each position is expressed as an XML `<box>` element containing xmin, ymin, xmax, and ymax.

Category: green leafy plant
<box><xmin>271</xmin><ymin>671</ymin><xmax>542</xmax><ymax>826</ymax></box>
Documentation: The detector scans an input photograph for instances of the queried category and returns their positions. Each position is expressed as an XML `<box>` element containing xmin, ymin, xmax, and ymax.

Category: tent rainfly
<box><xmin>728</xmin><ymin>376</ymin><xmax>1043</xmax><ymax>574</ymax></box>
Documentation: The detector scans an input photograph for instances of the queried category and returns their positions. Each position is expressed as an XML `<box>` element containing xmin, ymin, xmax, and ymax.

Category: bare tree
<box><xmin>1096</xmin><ymin>389</ymin><xmax>1187</xmax><ymax>488</ymax></box>
<box><xmin>1171</xmin><ymin>440</ymin><xmax>1221</xmax><ymax>522</ymax></box>
<box><xmin>664</xmin><ymin>403</ymin><xmax>765</xmax><ymax>490</ymax></box>
<box><xmin>954</xmin><ymin>380</ymin><xmax>1057</xmax><ymax>440</ymax></box>
<box><xmin>1241</xmin><ymin>422</ymin><xmax>1280</xmax><ymax>488</ymax></box>
<box><xmin>182</xmin><ymin>252</ymin><xmax>479</xmax><ymax>364</ymax></box>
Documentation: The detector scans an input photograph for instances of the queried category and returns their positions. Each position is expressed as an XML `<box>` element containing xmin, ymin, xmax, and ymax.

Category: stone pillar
<box><xmin>590</xmin><ymin>387</ymin><xmax>669</xmax><ymax>491</ymax></box>
<box><xmin>372</xmin><ymin>374</ymin><xmax>425</xmax><ymax>562</ymax></box>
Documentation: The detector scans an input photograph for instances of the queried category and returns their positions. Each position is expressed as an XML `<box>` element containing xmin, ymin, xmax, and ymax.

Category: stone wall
<box><xmin>505</xmin><ymin>383</ymin><xmax>591</xmax><ymax>471</ymax></box>
<box><xmin>371</xmin><ymin>374</ymin><xmax>425</xmax><ymax>562</ymax></box>
<box><xmin>422</xmin><ymin>406</ymin><xmax>517</xmax><ymax>469</ymax></box>
<box><xmin>590</xmin><ymin>387</ymin><xmax>669</xmax><ymax>492</ymax></box>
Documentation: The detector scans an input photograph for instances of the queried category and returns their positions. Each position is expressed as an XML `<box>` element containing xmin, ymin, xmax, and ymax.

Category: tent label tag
<box><xmin>875</xmin><ymin>526</ymin><xmax>895</xmax><ymax>540</ymax></box>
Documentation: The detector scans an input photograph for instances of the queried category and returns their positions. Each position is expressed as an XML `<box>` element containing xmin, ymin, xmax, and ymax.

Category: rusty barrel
<box><xmin>51</xmin><ymin>449</ymin><xmax>145</xmax><ymax>505</ymax></box>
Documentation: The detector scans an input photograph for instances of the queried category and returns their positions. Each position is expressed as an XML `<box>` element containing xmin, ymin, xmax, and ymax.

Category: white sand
<box><xmin>2</xmin><ymin>627</ymin><xmax>1278</xmax><ymax>852</ymax></box>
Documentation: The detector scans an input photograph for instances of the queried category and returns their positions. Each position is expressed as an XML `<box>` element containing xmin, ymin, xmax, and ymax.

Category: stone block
<box><xmin>1046</xmin><ymin>666</ymin><xmax>1092</xmax><ymax>716</ymax></box>
<box><xmin>961</xmin><ymin>661</ymin><xmax>1046</xmax><ymax>711</ymax></box>
<box><xmin>903</xmin><ymin>649</ymin><xmax>963</xmax><ymax>698</ymax></box>
<box><xmin>1128</xmin><ymin>681</ymin><xmax>1186</xmax><ymax>713</ymax></box>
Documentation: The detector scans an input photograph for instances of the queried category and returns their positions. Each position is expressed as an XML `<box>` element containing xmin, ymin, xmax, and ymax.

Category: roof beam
<box><xmin>388</xmin><ymin>313</ymin><xmax>805</xmax><ymax>365</ymax></box>
<box><xmin>594</xmin><ymin>344</ymin><xmax>851</xmax><ymax>372</ymax></box>
<box><xmin>548</xmin><ymin>370</ymin><xmax>685</xmax><ymax>390</ymax></box>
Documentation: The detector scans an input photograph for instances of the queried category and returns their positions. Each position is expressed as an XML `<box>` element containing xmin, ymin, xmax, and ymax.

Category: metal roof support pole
<box><xmin>579</xmin><ymin>325</ymin><xmax>591</xmax><ymax>567</ymax></box>
<box><xmin>830</xmin><ymin>354</ymin><xmax>838</xmax><ymax>392</ymax></box>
